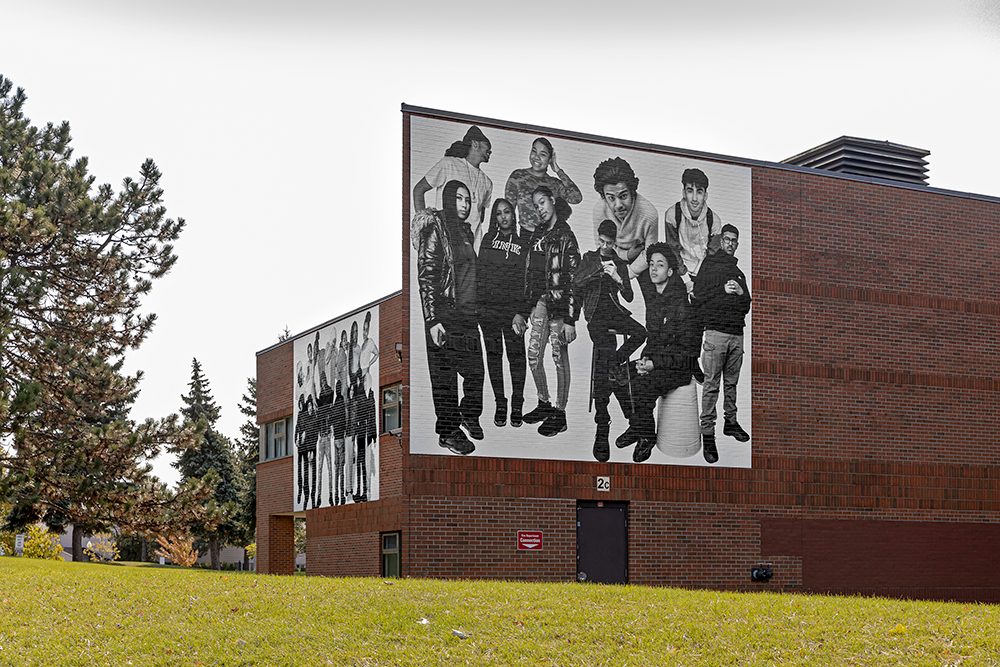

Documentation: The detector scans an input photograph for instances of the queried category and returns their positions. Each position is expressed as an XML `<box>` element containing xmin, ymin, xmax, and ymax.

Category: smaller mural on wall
<box><xmin>293</xmin><ymin>307</ymin><xmax>379</xmax><ymax>511</ymax></box>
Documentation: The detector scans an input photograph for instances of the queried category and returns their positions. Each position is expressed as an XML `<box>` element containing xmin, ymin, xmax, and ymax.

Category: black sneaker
<box><xmin>510</xmin><ymin>401</ymin><xmax>523</xmax><ymax>428</ymax></box>
<box><xmin>522</xmin><ymin>401</ymin><xmax>554</xmax><ymax>425</ymax></box>
<box><xmin>633</xmin><ymin>436</ymin><xmax>655</xmax><ymax>463</ymax></box>
<box><xmin>439</xmin><ymin>431</ymin><xmax>475</xmax><ymax>455</ymax></box>
<box><xmin>538</xmin><ymin>409</ymin><xmax>567</xmax><ymax>437</ymax></box>
<box><xmin>593</xmin><ymin>423</ymin><xmax>610</xmax><ymax>462</ymax></box>
<box><xmin>493</xmin><ymin>401</ymin><xmax>507</xmax><ymax>428</ymax></box>
<box><xmin>723</xmin><ymin>420</ymin><xmax>750</xmax><ymax>442</ymax></box>
<box><xmin>462</xmin><ymin>418</ymin><xmax>485</xmax><ymax>441</ymax></box>
<box><xmin>702</xmin><ymin>432</ymin><xmax>719</xmax><ymax>464</ymax></box>
<box><xmin>615</xmin><ymin>426</ymin><xmax>640</xmax><ymax>449</ymax></box>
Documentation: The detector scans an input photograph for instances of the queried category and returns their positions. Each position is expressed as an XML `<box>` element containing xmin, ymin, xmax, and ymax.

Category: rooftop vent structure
<box><xmin>782</xmin><ymin>136</ymin><xmax>929</xmax><ymax>186</ymax></box>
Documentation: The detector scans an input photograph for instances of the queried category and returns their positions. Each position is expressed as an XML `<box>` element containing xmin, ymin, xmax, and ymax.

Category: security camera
<box><xmin>750</xmin><ymin>563</ymin><xmax>773</xmax><ymax>582</ymax></box>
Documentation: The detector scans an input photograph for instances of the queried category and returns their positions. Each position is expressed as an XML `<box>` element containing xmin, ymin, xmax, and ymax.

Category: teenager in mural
<box><xmin>296</xmin><ymin>393</ymin><xmax>319</xmax><ymax>508</ymax></box>
<box><xmin>617</xmin><ymin>244</ymin><xmax>702</xmax><ymax>463</ymax></box>
<box><xmin>478</xmin><ymin>198</ymin><xmax>528</xmax><ymax>428</ymax></box>
<box><xmin>416</xmin><ymin>179</ymin><xmax>485</xmax><ymax>456</ymax></box>
<box><xmin>591</xmin><ymin>158</ymin><xmax>659</xmax><ymax>301</ymax></box>
<box><xmin>515</xmin><ymin>186</ymin><xmax>581</xmax><ymax>437</ymax></box>
<box><xmin>412</xmin><ymin>126</ymin><xmax>493</xmax><ymax>251</ymax></box>
<box><xmin>353</xmin><ymin>373</ymin><xmax>377</xmax><ymax>503</ymax></box>
<box><xmin>332</xmin><ymin>379</ymin><xmax>347</xmax><ymax>505</ymax></box>
<box><xmin>360</xmin><ymin>311</ymin><xmax>379</xmax><ymax>391</ymax></box>
<box><xmin>664</xmin><ymin>168</ymin><xmax>723</xmax><ymax>293</ymax></box>
<box><xmin>574</xmin><ymin>219</ymin><xmax>647</xmax><ymax>462</ymax></box>
<box><xmin>505</xmin><ymin>137</ymin><xmax>583</xmax><ymax>234</ymax></box>
<box><xmin>315</xmin><ymin>370</ymin><xmax>334</xmax><ymax>507</ymax></box>
<box><xmin>694</xmin><ymin>223</ymin><xmax>751</xmax><ymax>456</ymax></box>
<box><xmin>351</xmin><ymin>373</ymin><xmax>370</xmax><ymax>503</ymax></box>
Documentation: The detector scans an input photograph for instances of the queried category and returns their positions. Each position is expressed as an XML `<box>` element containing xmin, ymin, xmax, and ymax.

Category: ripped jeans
<box><xmin>527</xmin><ymin>299</ymin><xmax>571</xmax><ymax>410</ymax></box>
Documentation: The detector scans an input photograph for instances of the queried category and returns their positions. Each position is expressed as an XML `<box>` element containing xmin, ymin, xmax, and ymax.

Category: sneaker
<box><xmin>593</xmin><ymin>423</ymin><xmax>610</xmax><ymax>462</ymax></box>
<box><xmin>702</xmin><ymin>432</ymin><xmax>719</xmax><ymax>464</ymax></box>
<box><xmin>510</xmin><ymin>401</ymin><xmax>523</xmax><ymax>428</ymax></box>
<box><xmin>493</xmin><ymin>400</ymin><xmax>507</xmax><ymax>428</ymax></box>
<box><xmin>538</xmin><ymin>409</ymin><xmax>567</xmax><ymax>437</ymax></box>
<box><xmin>522</xmin><ymin>401</ymin><xmax>555</xmax><ymax>425</ymax></box>
<box><xmin>633</xmin><ymin>436</ymin><xmax>655</xmax><ymax>463</ymax></box>
<box><xmin>724</xmin><ymin>420</ymin><xmax>750</xmax><ymax>442</ymax></box>
<box><xmin>615</xmin><ymin>426</ymin><xmax>640</xmax><ymax>449</ymax></box>
<box><xmin>439</xmin><ymin>431</ymin><xmax>475</xmax><ymax>456</ymax></box>
<box><xmin>462</xmin><ymin>418</ymin><xmax>484</xmax><ymax>441</ymax></box>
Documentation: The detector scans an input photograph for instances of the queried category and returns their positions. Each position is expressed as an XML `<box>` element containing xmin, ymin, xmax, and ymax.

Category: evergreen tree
<box><xmin>172</xmin><ymin>359</ymin><xmax>243</xmax><ymax>570</ymax></box>
<box><xmin>234</xmin><ymin>378</ymin><xmax>258</xmax><ymax>563</ymax></box>
<box><xmin>0</xmin><ymin>75</ymin><xmax>211</xmax><ymax>554</ymax></box>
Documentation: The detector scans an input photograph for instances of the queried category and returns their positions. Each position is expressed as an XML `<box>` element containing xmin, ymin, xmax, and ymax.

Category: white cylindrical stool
<box><xmin>655</xmin><ymin>379</ymin><xmax>701</xmax><ymax>458</ymax></box>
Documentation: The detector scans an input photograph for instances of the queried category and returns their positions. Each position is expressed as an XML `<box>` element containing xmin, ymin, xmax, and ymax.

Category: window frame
<box><xmin>381</xmin><ymin>531</ymin><xmax>401</xmax><ymax>578</ymax></box>
<box><xmin>380</xmin><ymin>383</ymin><xmax>401</xmax><ymax>434</ymax></box>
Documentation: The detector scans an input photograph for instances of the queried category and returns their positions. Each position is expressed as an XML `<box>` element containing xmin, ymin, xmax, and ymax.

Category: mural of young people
<box><xmin>408</xmin><ymin>115</ymin><xmax>753</xmax><ymax>469</ymax></box>
<box><xmin>293</xmin><ymin>307</ymin><xmax>380</xmax><ymax>511</ymax></box>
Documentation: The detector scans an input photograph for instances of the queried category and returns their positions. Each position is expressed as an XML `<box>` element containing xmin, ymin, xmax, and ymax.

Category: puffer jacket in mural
<box><xmin>416</xmin><ymin>210</ymin><xmax>476</xmax><ymax>329</ymax></box>
<box><xmin>522</xmin><ymin>219</ymin><xmax>581</xmax><ymax>325</ymax></box>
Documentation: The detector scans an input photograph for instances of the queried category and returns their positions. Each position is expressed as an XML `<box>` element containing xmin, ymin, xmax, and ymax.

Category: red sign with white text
<box><xmin>517</xmin><ymin>531</ymin><xmax>543</xmax><ymax>550</ymax></box>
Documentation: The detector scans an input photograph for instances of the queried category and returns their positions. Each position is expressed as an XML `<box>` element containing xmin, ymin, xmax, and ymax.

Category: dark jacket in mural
<box><xmin>640</xmin><ymin>273</ymin><xmax>702</xmax><ymax>395</ymax></box>
<box><xmin>417</xmin><ymin>210</ymin><xmax>477</xmax><ymax>328</ymax></box>
<box><xmin>521</xmin><ymin>219</ymin><xmax>581</xmax><ymax>324</ymax></box>
<box><xmin>694</xmin><ymin>250</ymin><xmax>751</xmax><ymax>335</ymax></box>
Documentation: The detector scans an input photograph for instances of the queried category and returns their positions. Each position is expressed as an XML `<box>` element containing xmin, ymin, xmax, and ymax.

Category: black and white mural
<box><xmin>293</xmin><ymin>307</ymin><xmax>379</xmax><ymax>510</ymax></box>
<box><xmin>409</xmin><ymin>116</ymin><xmax>752</xmax><ymax>468</ymax></box>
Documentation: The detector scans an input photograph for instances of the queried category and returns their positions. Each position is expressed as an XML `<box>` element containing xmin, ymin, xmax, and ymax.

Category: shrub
<box><xmin>84</xmin><ymin>533</ymin><xmax>120</xmax><ymax>562</ymax></box>
<box><xmin>0</xmin><ymin>530</ymin><xmax>14</xmax><ymax>556</ymax></box>
<box><xmin>23</xmin><ymin>524</ymin><xmax>63</xmax><ymax>560</ymax></box>
<box><xmin>245</xmin><ymin>542</ymin><xmax>257</xmax><ymax>559</ymax></box>
<box><xmin>154</xmin><ymin>535</ymin><xmax>198</xmax><ymax>567</ymax></box>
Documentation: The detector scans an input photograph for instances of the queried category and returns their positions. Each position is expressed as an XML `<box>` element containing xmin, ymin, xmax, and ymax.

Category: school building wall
<box><xmin>254</xmin><ymin>108</ymin><xmax>1000</xmax><ymax>601</ymax></box>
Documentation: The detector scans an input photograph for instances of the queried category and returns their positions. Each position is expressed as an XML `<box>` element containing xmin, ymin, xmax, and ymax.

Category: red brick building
<box><xmin>256</xmin><ymin>106</ymin><xmax>1000</xmax><ymax>601</ymax></box>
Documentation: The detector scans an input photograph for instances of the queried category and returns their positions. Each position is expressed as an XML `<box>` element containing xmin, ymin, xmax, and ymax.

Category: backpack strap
<box><xmin>674</xmin><ymin>203</ymin><xmax>682</xmax><ymax>228</ymax></box>
<box><xmin>707</xmin><ymin>208</ymin><xmax>714</xmax><ymax>234</ymax></box>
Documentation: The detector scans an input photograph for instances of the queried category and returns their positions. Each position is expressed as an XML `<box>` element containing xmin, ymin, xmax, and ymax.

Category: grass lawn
<box><xmin>0</xmin><ymin>557</ymin><xmax>996</xmax><ymax>666</ymax></box>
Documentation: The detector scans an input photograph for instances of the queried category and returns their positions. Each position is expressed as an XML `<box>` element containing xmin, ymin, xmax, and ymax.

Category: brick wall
<box><xmin>306</xmin><ymin>496</ymin><xmax>406</xmax><ymax>577</ymax></box>
<box><xmin>407</xmin><ymin>496</ymin><xmax>576</xmax><ymax>581</ymax></box>
<box><xmin>256</xmin><ymin>341</ymin><xmax>292</xmax><ymax>424</ymax></box>
<box><xmin>256</xmin><ymin>457</ymin><xmax>293</xmax><ymax>574</ymax></box>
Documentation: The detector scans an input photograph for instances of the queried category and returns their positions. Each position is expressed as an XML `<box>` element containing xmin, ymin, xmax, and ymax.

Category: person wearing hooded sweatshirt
<box><xmin>694</xmin><ymin>223</ymin><xmax>751</xmax><ymax>454</ymax></box>
<box><xmin>664</xmin><ymin>168</ymin><xmax>723</xmax><ymax>293</ymax></box>
<box><xmin>416</xmin><ymin>179</ymin><xmax>484</xmax><ymax>455</ymax></box>
<box><xmin>514</xmin><ymin>186</ymin><xmax>581</xmax><ymax>438</ymax></box>
<box><xmin>477</xmin><ymin>198</ymin><xmax>528</xmax><ymax>428</ymax></box>
<box><xmin>616</xmin><ymin>243</ymin><xmax>703</xmax><ymax>463</ymax></box>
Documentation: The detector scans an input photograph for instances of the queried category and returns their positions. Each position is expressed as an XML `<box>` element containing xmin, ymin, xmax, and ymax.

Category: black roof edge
<box><xmin>255</xmin><ymin>290</ymin><xmax>403</xmax><ymax>357</ymax></box>
<box><xmin>401</xmin><ymin>103</ymin><xmax>1000</xmax><ymax>205</ymax></box>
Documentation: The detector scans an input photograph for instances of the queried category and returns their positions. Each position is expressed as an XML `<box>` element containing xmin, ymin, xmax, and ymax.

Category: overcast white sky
<box><xmin>2</xmin><ymin>0</ymin><xmax>998</xmax><ymax>487</ymax></box>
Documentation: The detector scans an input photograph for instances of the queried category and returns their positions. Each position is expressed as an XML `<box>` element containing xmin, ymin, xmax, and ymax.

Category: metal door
<box><xmin>576</xmin><ymin>501</ymin><xmax>628</xmax><ymax>584</ymax></box>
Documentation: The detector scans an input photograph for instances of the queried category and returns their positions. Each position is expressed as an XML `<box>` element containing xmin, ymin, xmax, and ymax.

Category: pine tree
<box><xmin>172</xmin><ymin>359</ymin><xmax>243</xmax><ymax>570</ymax></box>
<box><xmin>234</xmin><ymin>378</ymin><xmax>258</xmax><ymax>565</ymax></box>
<box><xmin>0</xmin><ymin>75</ymin><xmax>211</xmax><ymax>554</ymax></box>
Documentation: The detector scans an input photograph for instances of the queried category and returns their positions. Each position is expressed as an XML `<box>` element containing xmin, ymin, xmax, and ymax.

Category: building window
<box><xmin>381</xmin><ymin>384</ymin><xmax>401</xmax><ymax>433</ymax></box>
<box><xmin>264</xmin><ymin>417</ymin><xmax>291</xmax><ymax>460</ymax></box>
<box><xmin>382</xmin><ymin>532</ymin><xmax>401</xmax><ymax>578</ymax></box>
